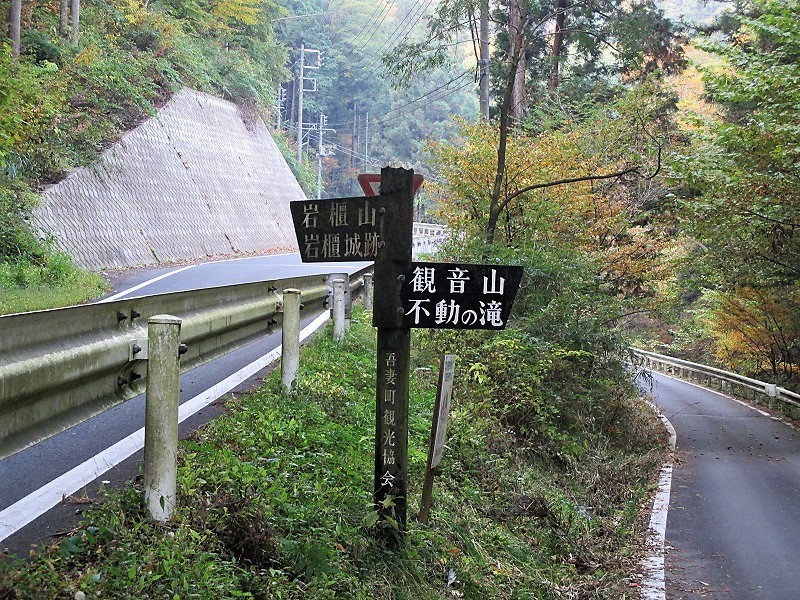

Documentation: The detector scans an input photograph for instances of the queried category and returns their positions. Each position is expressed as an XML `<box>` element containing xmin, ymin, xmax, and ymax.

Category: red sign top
<box><xmin>358</xmin><ymin>173</ymin><xmax>424</xmax><ymax>197</ymax></box>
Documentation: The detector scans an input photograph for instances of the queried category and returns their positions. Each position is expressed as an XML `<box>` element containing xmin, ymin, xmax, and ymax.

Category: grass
<box><xmin>0</xmin><ymin>307</ymin><xmax>666</xmax><ymax>598</ymax></box>
<box><xmin>0</xmin><ymin>254</ymin><xmax>108</xmax><ymax>315</ymax></box>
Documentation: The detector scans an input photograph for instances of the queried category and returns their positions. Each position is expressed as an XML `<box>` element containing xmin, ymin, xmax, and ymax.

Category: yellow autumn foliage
<box><xmin>709</xmin><ymin>287</ymin><xmax>799</xmax><ymax>381</ymax></box>
<box><xmin>213</xmin><ymin>0</ymin><xmax>262</xmax><ymax>25</ymax></box>
<box><xmin>429</xmin><ymin>103</ymin><xmax>676</xmax><ymax>299</ymax></box>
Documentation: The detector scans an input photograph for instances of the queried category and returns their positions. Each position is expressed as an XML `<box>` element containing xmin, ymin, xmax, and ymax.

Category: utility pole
<box><xmin>479</xmin><ymin>0</ymin><xmax>490</xmax><ymax>120</ymax></box>
<box><xmin>295</xmin><ymin>45</ymin><xmax>321</xmax><ymax>163</ymax></box>
<box><xmin>316</xmin><ymin>114</ymin><xmax>335</xmax><ymax>198</ymax></box>
<box><xmin>352</xmin><ymin>106</ymin><xmax>359</xmax><ymax>195</ymax></box>
<box><xmin>276</xmin><ymin>87</ymin><xmax>286</xmax><ymax>130</ymax></box>
<box><xmin>317</xmin><ymin>113</ymin><xmax>324</xmax><ymax>197</ymax></box>
<box><xmin>296</xmin><ymin>44</ymin><xmax>305</xmax><ymax>163</ymax></box>
<box><xmin>351</xmin><ymin>102</ymin><xmax>357</xmax><ymax>172</ymax></box>
<box><xmin>363</xmin><ymin>112</ymin><xmax>369</xmax><ymax>172</ymax></box>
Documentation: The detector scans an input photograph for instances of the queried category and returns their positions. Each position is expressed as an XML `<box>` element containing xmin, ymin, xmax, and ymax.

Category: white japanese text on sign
<box><xmin>395</xmin><ymin>263</ymin><xmax>523</xmax><ymax>330</ymax></box>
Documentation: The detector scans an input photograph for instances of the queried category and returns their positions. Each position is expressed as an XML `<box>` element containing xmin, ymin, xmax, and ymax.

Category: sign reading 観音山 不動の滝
<box><xmin>373</xmin><ymin>262</ymin><xmax>523</xmax><ymax>330</ymax></box>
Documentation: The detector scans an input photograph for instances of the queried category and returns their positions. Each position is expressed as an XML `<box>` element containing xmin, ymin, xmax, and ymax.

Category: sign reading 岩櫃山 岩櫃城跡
<box><xmin>289</xmin><ymin>195</ymin><xmax>409</xmax><ymax>263</ymax></box>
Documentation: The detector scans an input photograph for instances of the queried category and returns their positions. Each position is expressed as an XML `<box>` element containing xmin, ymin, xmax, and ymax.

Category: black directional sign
<box><xmin>374</xmin><ymin>262</ymin><xmax>523</xmax><ymax>329</ymax></box>
<box><xmin>289</xmin><ymin>168</ymin><xmax>523</xmax><ymax>541</ymax></box>
<box><xmin>290</xmin><ymin>195</ymin><xmax>411</xmax><ymax>263</ymax></box>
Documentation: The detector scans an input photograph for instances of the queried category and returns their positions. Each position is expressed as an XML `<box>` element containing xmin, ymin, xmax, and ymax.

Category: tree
<box><xmin>706</xmin><ymin>287</ymin><xmax>800</xmax><ymax>382</ymax></box>
<box><xmin>676</xmin><ymin>0</ymin><xmax>800</xmax><ymax>286</ymax></box>
<box><xmin>70</xmin><ymin>0</ymin><xmax>80</xmax><ymax>45</ymax></box>
<box><xmin>430</xmin><ymin>80</ymin><xmax>678</xmax><ymax>297</ymax></box>
<box><xmin>9</xmin><ymin>0</ymin><xmax>21</xmax><ymax>56</ymax></box>
<box><xmin>489</xmin><ymin>0</ymin><xmax>686</xmax><ymax>112</ymax></box>
<box><xmin>674</xmin><ymin>0</ymin><xmax>800</xmax><ymax>383</ymax></box>
<box><xmin>59</xmin><ymin>0</ymin><xmax>69</xmax><ymax>38</ymax></box>
<box><xmin>385</xmin><ymin>0</ymin><xmax>683</xmax><ymax>245</ymax></box>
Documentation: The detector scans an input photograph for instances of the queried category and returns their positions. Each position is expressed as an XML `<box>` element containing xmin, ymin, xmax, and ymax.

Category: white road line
<box><xmin>640</xmin><ymin>401</ymin><xmax>677</xmax><ymax>600</ymax></box>
<box><xmin>0</xmin><ymin>312</ymin><xmax>329</xmax><ymax>543</ymax></box>
<box><xmin>729</xmin><ymin>396</ymin><xmax>771</xmax><ymax>417</ymax></box>
<box><xmin>97</xmin><ymin>265</ymin><xmax>198</xmax><ymax>303</ymax></box>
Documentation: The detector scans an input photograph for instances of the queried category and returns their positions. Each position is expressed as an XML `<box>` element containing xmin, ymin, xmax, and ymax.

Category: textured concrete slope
<box><xmin>33</xmin><ymin>89</ymin><xmax>304</xmax><ymax>270</ymax></box>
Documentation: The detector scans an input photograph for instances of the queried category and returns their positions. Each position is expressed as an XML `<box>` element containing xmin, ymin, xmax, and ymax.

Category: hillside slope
<box><xmin>33</xmin><ymin>88</ymin><xmax>303</xmax><ymax>270</ymax></box>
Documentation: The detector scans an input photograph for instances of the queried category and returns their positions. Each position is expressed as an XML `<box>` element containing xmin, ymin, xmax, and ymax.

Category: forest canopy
<box><xmin>2</xmin><ymin>0</ymin><xmax>798</xmax><ymax>387</ymax></box>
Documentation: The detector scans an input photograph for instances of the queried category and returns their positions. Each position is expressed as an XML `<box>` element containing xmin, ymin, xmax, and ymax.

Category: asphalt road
<box><xmin>0</xmin><ymin>254</ymin><xmax>370</xmax><ymax>557</ymax></box>
<box><xmin>99</xmin><ymin>252</ymin><xmax>371</xmax><ymax>299</ymax></box>
<box><xmin>648</xmin><ymin>372</ymin><xmax>800</xmax><ymax>599</ymax></box>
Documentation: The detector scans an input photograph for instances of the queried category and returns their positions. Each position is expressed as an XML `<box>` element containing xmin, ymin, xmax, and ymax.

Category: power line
<box><xmin>347</xmin><ymin>1</ymin><xmax>385</xmax><ymax>47</ymax></box>
<box><xmin>362</xmin><ymin>0</ymin><xmax>435</xmax><ymax>68</ymax></box>
<box><xmin>308</xmin><ymin>71</ymin><xmax>474</xmax><ymax>133</ymax></box>
<box><xmin>374</xmin><ymin>78</ymin><xmax>475</xmax><ymax>126</ymax></box>
<box><xmin>381</xmin><ymin>71</ymin><xmax>471</xmax><ymax>118</ymax></box>
<box><xmin>349</xmin><ymin>0</ymin><xmax>395</xmax><ymax>53</ymax></box>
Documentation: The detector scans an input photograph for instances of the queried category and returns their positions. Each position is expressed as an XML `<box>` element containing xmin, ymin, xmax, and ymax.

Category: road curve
<box><xmin>98</xmin><ymin>253</ymin><xmax>371</xmax><ymax>300</ymax></box>
<box><xmin>647</xmin><ymin>372</ymin><xmax>800</xmax><ymax>599</ymax></box>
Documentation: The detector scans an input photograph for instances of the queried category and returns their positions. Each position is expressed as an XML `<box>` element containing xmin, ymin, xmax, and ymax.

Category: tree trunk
<box><xmin>487</xmin><ymin>0</ymin><xmax>529</xmax><ymax>245</ymax></box>
<box><xmin>70</xmin><ymin>0</ymin><xmax>80</xmax><ymax>45</ymax></box>
<box><xmin>508</xmin><ymin>0</ymin><xmax>526</xmax><ymax>123</ymax></box>
<box><xmin>59</xmin><ymin>0</ymin><xmax>69</xmax><ymax>37</ymax></box>
<box><xmin>9</xmin><ymin>0</ymin><xmax>22</xmax><ymax>57</ymax></box>
<box><xmin>479</xmin><ymin>0</ymin><xmax>490</xmax><ymax>120</ymax></box>
<box><xmin>548</xmin><ymin>0</ymin><xmax>567</xmax><ymax>90</ymax></box>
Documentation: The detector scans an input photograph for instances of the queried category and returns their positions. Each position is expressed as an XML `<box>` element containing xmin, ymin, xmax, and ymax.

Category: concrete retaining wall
<box><xmin>33</xmin><ymin>89</ymin><xmax>305</xmax><ymax>271</ymax></box>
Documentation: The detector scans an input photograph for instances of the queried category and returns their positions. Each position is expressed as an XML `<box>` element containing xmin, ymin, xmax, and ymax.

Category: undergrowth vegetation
<box><xmin>1</xmin><ymin>306</ymin><xmax>666</xmax><ymax>598</ymax></box>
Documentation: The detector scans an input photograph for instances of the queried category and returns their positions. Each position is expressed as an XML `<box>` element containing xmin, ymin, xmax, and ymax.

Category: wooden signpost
<box><xmin>290</xmin><ymin>166</ymin><xmax>521</xmax><ymax>541</ymax></box>
<box><xmin>418</xmin><ymin>354</ymin><xmax>456</xmax><ymax>524</ymax></box>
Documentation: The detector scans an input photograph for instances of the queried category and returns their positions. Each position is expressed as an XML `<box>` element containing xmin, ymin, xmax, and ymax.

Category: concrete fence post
<box><xmin>281</xmin><ymin>288</ymin><xmax>301</xmax><ymax>393</ymax></box>
<box><xmin>332</xmin><ymin>278</ymin><xmax>346</xmax><ymax>342</ymax></box>
<box><xmin>363</xmin><ymin>273</ymin><xmax>374</xmax><ymax>311</ymax></box>
<box><xmin>144</xmin><ymin>315</ymin><xmax>182</xmax><ymax>522</ymax></box>
<box><xmin>765</xmin><ymin>383</ymin><xmax>777</xmax><ymax>408</ymax></box>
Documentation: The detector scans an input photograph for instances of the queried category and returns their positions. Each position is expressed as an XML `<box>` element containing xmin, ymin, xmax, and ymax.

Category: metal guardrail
<box><xmin>412</xmin><ymin>222</ymin><xmax>448</xmax><ymax>258</ymax></box>
<box><xmin>632</xmin><ymin>348</ymin><xmax>800</xmax><ymax>419</ymax></box>
<box><xmin>0</xmin><ymin>267</ymin><xmax>370</xmax><ymax>459</ymax></box>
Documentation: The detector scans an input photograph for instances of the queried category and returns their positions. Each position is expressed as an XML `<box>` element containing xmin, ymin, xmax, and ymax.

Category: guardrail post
<box><xmin>281</xmin><ymin>289</ymin><xmax>301</xmax><ymax>393</ymax></box>
<box><xmin>364</xmin><ymin>273</ymin><xmax>374</xmax><ymax>311</ymax></box>
<box><xmin>765</xmin><ymin>383</ymin><xmax>777</xmax><ymax>409</ymax></box>
<box><xmin>144</xmin><ymin>315</ymin><xmax>182</xmax><ymax>522</ymax></box>
<box><xmin>332</xmin><ymin>278</ymin><xmax>346</xmax><ymax>342</ymax></box>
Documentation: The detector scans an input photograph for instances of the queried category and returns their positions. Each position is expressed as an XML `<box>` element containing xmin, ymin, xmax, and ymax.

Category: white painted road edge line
<box><xmin>97</xmin><ymin>265</ymin><xmax>198</xmax><ymax>303</ymax></box>
<box><xmin>639</xmin><ymin>401</ymin><xmax>677</xmax><ymax>600</ymax></box>
<box><xmin>0</xmin><ymin>311</ymin><xmax>330</xmax><ymax>543</ymax></box>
